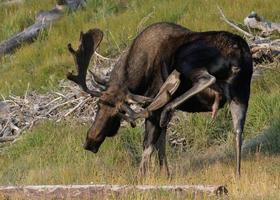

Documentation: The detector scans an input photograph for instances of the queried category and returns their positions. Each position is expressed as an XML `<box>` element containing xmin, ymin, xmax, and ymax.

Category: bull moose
<box><xmin>67</xmin><ymin>22</ymin><xmax>253</xmax><ymax>177</ymax></box>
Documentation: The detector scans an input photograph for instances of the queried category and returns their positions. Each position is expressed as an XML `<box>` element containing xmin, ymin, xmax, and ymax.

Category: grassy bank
<box><xmin>0</xmin><ymin>0</ymin><xmax>280</xmax><ymax>199</ymax></box>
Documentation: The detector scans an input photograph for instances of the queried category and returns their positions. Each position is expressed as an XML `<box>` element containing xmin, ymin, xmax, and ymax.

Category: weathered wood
<box><xmin>0</xmin><ymin>0</ymin><xmax>85</xmax><ymax>57</ymax></box>
<box><xmin>249</xmin><ymin>39</ymin><xmax>280</xmax><ymax>61</ymax></box>
<box><xmin>0</xmin><ymin>13</ymin><xmax>63</xmax><ymax>55</ymax></box>
<box><xmin>244</xmin><ymin>11</ymin><xmax>280</xmax><ymax>36</ymax></box>
<box><xmin>0</xmin><ymin>184</ymin><xmax>228</xmax><ymax>199</ymax></box>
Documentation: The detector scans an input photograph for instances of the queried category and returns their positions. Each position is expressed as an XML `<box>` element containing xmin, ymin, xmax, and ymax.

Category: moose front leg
<box><xmin>160</xmin><ymin>69</ymin><xmax>216</xmax><ymax>127</ymax></box>
<box><xmin>155</xmin><ymin>128</ymin><xmax>170</xmax><ymax>177</ymax></box>
<box><xmin>139</xmin><ymin>111</ymin><xmax>170</xmax><ymax>177</ymax></box>
<box><xmin>138</xmin><ymin>117</ymin><xmax>159</xmax><ymax>177</ymax></box>
<box><xmin>230</xmin><ymin>100</ymin><xmax>248</xmax><ymax>177</ymax></box>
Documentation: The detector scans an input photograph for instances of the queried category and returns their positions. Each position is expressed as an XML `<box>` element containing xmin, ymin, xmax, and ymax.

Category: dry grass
<box><xmin>1</xmin><ymin>120</ymin><xmax>280</xmax><ymax>199</ymax></box>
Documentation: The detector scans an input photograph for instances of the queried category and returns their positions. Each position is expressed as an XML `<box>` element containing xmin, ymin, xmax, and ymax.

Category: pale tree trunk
<box><xmin>0</xmin><ymin>184</ymin><xmax>228</xmax><ymax>199</ymax></box>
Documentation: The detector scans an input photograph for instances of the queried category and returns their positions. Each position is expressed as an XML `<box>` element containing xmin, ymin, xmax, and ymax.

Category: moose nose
<box><xmin>83</xmin><ymin>139</ymin><xmax>101</xmax><ymax>153</ymax></box>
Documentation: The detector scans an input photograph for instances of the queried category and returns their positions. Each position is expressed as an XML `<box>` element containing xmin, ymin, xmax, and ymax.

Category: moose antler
<box><xmin>67</xmin><ymin>29</ymin><xmax>104</xmax><ymax>97</ymax></box>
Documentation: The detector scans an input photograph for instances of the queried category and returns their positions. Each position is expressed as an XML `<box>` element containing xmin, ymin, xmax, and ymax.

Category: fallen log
<box><xmin>0</xmin><ymin>0</ymin><xmax>85</xmax><ymax>57</ymax></box>
<box><xmin>244</xmin><ymin>11</ymin><xmax>280</xmax><ymax>36</ymax></box>
<box><xmin>0</xmin><ymin>184</ymin><xmax>228</xmax><ymax>199</ymax></box>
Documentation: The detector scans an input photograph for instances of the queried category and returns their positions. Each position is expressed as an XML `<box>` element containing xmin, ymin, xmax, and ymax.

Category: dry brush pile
<box><xmin>0</xmin><ymin>10</ymin><xmax>279</xmax><ymax>146</ymax></box>
<box><xmin>0</xmin><ymin>57</ymin><xmax>113</xmax><ymax>143</ymax></box>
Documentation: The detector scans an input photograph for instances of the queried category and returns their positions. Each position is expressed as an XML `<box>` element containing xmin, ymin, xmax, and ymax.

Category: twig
<box><xmin>40</xmin><ymin>97</ymin><xmax>62</xmax><ymax>108</ymax></box>
<box><xmin>95</xmin><ymin>52</ymin><xmax>116</xmax><ymax>61</ymax></box>
<box><xmin>64</xmin><ymin>97</ymin><xmax>89</xmax><ymax>117</ymax></box>
<box><xmin>217</xmin><ymin>6</ymin><xmax>254</xmax><ymax>38</ymax></box>
<box><xmin>46</xmin><ymin>97</ymin><xmax>83</xmax><ymax>116</ymax></box>
<box><xmin>53</xmin><ymin>91</ymin><xmax>67</xmax><ymax>98</ymax></box>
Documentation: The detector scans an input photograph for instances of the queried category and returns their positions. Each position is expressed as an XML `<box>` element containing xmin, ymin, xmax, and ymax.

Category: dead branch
<box><xmin>95</xmin><ymin>52</ymin><xmax>116</xmax><ymax>61</ymax></box>
<box><xmin>217</xmin><ymin>6</ymin><xmax>254</xmax><ymax>38</ymax></box>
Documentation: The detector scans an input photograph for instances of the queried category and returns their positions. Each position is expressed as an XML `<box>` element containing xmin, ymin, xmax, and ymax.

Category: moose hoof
<box><xmin>160</xmin><ymin>108</ymin><xmax>173</xmax><ymax>128</ymax></box>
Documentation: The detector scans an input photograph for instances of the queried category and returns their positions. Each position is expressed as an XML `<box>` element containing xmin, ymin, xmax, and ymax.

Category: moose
<box><xmin>67</xmin><ymin>22</ymin><xmax>253</xmax><ymax>177</ymax></box>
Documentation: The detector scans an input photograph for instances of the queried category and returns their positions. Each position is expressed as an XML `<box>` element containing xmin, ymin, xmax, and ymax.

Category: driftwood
<box><xmin>0</xmin><ymin>184</ymin><xmax>228</xmax><ymax>199</ymax></box>
<box><xmin>244</xmin><ymin>11</ymin><xmax>280</xmax><ymax>36</ymax></box>
<box><xmin>0</xmin><ymin>0</ymin><xmax>85</xmax><ymax>57</ymax></box>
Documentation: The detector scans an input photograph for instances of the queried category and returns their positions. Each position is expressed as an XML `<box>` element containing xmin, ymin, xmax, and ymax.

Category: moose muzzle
<box><xmin>83</xmin><ymin>139</ymin><xmax>103</xmax><ymax>153</ymax></box>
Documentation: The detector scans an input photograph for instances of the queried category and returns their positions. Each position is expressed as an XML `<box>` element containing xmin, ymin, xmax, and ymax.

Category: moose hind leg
<box><xmin>230</xmin><ymin>100</ymin><xmax>248</xmax><ymax>177</ymax></box>
<box><xmin>160</xmin><ymin>69</ymin><xmax>216</xmax><ymax>127</ymax></box>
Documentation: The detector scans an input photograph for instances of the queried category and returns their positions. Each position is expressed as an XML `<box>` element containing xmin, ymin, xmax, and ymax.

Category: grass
<box><xmin>0</xmin><ymin>0</ymin><xmax>280</xmax><ymax>199</ymax></box>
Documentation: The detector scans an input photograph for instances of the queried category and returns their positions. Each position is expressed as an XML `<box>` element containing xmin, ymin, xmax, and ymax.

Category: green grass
<box><xmin>0</xmin><ymin>0</ymin><xmax>280</xmax><ymax>199</ymax></box>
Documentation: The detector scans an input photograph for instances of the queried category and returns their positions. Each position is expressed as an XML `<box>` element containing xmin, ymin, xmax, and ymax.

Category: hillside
<box><xmin>0</xmin><ymin>0</ymin><xmax>280</xmax><ymax>199</ymax></box>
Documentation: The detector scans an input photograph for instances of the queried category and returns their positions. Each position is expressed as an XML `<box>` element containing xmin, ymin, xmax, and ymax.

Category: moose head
<box><xmin>67</xmin><ymin>29</ymin><xmax>153</xmax><ymax>153</ymax></box>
